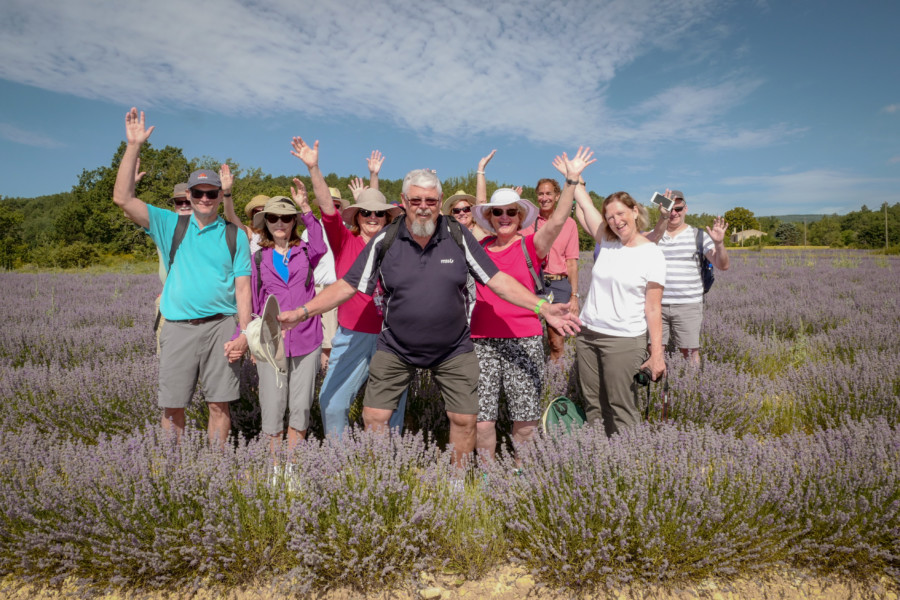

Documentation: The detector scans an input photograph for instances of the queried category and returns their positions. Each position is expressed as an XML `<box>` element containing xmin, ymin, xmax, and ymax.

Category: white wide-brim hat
<box><xmin>473</xmin><ymin>188</ymin><xmax>539</xmax><ymax>234</ymax></box>
<box><xmin>245</xmin><ymin>295</ymin><xmax>287</xmax><ymax>373</ymax></box>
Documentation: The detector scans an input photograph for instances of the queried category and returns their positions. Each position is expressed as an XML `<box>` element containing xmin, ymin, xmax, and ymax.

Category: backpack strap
<box><xmin>225</xmin><ymin>222</ymin><xmax>237</xmax><ymax>263</ymax></box>
<box><xmin>446</xmin><ymin>215</ymin><xmax>466</xmax><ymax>254</ymax></box>
<box><xmin>694</xmin><ymin>226</ymin><xmax>704</xmax><ymax>267</ymax></box>
<box><xmin>253</xmin><ymin>249</ymin><xmax>264</xmax><ymax>298</ymax></box>
<box><xmin>166</xmin><ymin>214</ymin><xmax>192</xmax><ymax>274</ymax></box>
<box><xmin>375</xmin><ymin>215</ymin><xmax>404</xmax><ymax>267</ymax></box>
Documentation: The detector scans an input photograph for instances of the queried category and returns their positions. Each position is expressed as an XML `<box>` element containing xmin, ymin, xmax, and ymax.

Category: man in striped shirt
<box><xmin>645</xmin><ymin>190</ymin><xmax>729</xmax><ymax>364</ymax></box>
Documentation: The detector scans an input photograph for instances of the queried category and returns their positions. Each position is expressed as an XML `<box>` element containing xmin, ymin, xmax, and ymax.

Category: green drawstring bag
<box><xmin>541</xmin><ymin>396</ymin><xmax>587</xmax><ymax>436</ymax></box>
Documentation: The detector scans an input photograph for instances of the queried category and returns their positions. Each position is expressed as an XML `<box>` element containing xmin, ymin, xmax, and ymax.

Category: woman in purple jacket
<box><xmin>250</xmin><ymin>190</ymin><xmax>326</xmax><ymax>454</ymax></box>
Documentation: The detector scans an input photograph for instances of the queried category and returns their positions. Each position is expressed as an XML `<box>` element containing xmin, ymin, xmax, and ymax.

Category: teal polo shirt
<box><xmin>146</xmin><ymin>205</ymin><xmax>251</xmax><ymax>321</ymax></box>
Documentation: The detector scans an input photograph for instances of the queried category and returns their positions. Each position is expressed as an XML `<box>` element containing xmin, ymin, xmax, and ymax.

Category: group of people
<box><xmin>113</xmin><ymin>107</ymin><xmax>730</xmax><ymax>467</ymax></box>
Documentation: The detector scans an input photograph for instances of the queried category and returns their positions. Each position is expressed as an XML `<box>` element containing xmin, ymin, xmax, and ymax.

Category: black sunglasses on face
<box><xmin>672</xmin><ymin>206</ymin><xmax>685</xmax><ymax>213</ymax></box>
<box><xmin>358</xmin><ymin>209</ymin><xmax>386</xmax><ymax>218</ymax></box>
<box><xmin>451</xmin><ymin>206</ymin><xmax>472</xmax><ymax>214</ymax></box>
<box><xmin>491</xmin><ymin>208</ymin><xmax>519</xmax><ymax>217</ymax></box>
<box><xmin>190</xmin><ymin>189</ymin><xmax>220</xmax><ymax>200</ymax></box>
<box><xmin>265</xmin><ymin>214</ymin><xmax>295</xmax><ymax>224</ymax></box>
<box><xmin>173</xmin><ymin>199</ymin><xmax>191</xmax><ymax>207</ymax></box>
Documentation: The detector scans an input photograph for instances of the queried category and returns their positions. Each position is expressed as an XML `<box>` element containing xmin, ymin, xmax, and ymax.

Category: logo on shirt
<box><xmin>441</xmin><ymin>258</ymin><xmax>454</xmax><ymax>264</ymax></box>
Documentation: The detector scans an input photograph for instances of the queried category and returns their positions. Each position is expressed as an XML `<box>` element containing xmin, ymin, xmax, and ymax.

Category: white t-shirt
<box><xmin>580</xmin><ymin>239</ymin><xmax>666</xmax><ymax>337</ymax></box>
<box><xmin>301</xmin><ymin>218</ymin><xmax>337</xmax><ymax>285</ymax></box>
<box><xmin>657</xmin><ymin>225</ymin><xmax>714</xmax><ymax>304</ymax></box>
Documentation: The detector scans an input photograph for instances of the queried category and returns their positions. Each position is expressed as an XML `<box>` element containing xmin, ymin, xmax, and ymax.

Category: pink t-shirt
<box><xmin>322</xmin><ymin>211</ymin><xmax>383</xmax><ymax>334</ymax></box>
<box><xmin>470</xmin><ymin>234</ymin><xmax>543</xmax><ymax>339</ymax></box>
<box><xmin>520</xmin><ymin>216</ymin><xmax>579</xmax><ymax>275</ymax></box>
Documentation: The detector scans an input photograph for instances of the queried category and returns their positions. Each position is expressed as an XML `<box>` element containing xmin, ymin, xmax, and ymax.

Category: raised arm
<box><xmin>706</xmin><ymin>216</ymin><xmax>731</xmax><ymax>271</ymax></box>
<box><xmin>348</xmin><ymin>176</ymin><xmax>367</xmax><ymax>201</ymax></box>
<box><xmin>112</xmin><ymin>108</ymin><xmax>153</xmax><ymax>229</ymax></box>
<box><xmin>367</xmin><ymin>150</ymin><xmax>384</xmax><ymax>191</ymax></box>
<box><xmin>644</xmin><ymin>188</ymin><xmax>676</xmax><ymax>243</ymax></box>
<box><xmin>291</xmin><ymin>136</ymin><xmax>335</xmax><ymax>217</ymax></box>
<box><xmin>475</xmin><ymin>149</ymin><xmax>496</xmax><ymax>205</ymax></box>
<box><xmin>219</xmin><ymin>164</ymin><xmax>251</xmax><ymax>236</ymax></box>
<box><xmin>533</xmin><ymin>147</ymin><xmax>595</xmax><ymax>257</ymax></box>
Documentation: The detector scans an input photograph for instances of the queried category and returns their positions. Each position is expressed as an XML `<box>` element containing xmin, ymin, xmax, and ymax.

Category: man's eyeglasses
<box><xmin>190</xmin><ymin>189</ymin><xmax>221</xmax><ymax>200</ymax></box>
<box><xmin>406</xmin><ymin>197</ymin><xmax>439</xmax><ymax>207</ymax></box>
<box><xmin>173</xmin><ymin>199</ymin><xmax>191</xmax><ymax>208</ymax></box>
<box><xmin>451</xmin><ymin>206</ymin><xmax>472</xmax><ymax>215</ymax></box>
<box><xmin>265</xmin><ymin>214</ymin><xmax>295</xmax><ymax>224</ymax></box>
<box><xmin>358</xmin><ymin>209</ymin><xmax>386</xmax><ymax>218</ymax></box>
<box><xmin>672</xmin><ymin>206</ymin><xmax>685</xmax><ymax>213</ymax></box>
<box><xmin>491</xmin><ymin>208</ymin><xmax>520</xmax><ymax>218</ymax></box>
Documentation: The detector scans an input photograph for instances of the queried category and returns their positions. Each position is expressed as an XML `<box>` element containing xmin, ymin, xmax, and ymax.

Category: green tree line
<box><xmin>2</xmin><ymin>144</ymin><xmax>897</xmax><ymax>269</ymax></box>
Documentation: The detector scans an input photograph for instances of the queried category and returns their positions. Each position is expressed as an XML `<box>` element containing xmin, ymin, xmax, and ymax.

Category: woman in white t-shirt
<box><xmin>573</xmin><ymin>189</ymin><xmax>666</xmax><ymax>436</ymax></box>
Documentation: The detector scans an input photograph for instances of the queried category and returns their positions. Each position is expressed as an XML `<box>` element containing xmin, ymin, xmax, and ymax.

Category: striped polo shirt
<box><xmin>657</xmin><ymin>225</ymin><xmax>715</xmax><ymax>305</ymax></box>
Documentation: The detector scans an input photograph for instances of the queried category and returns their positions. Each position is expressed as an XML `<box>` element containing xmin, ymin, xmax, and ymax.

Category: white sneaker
<box><xmin>269</xmin><ymin>464</ymin><xmax>282</xmax><ymax>488</ymax></box>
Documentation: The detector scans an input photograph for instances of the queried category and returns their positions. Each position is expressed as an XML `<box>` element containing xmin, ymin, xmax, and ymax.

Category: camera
<box><xmin>633</xmin><ymin>368</ymin><xmax>653</xmax><ymax>386</ymax></box>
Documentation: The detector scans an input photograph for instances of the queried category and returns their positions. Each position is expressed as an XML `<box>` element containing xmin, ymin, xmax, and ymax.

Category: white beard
<box><xmin>410</xmin><ymin>219</ymin><xmax>436</xmax><ymax>237</ymax></box>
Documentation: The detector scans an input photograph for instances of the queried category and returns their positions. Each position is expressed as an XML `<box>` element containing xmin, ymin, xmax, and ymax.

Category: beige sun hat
<box><xmin>245</xmin><ymin>294</ymin><xmax>287</xmax><ymax>374</ymax></box>
<box><xmin>252</xmin><ymin>196</ymin><xmax>298</xmax><ymax>230</ymax></box>
<box><xmin>328</xmin><ymin>187</ymin><xmax>351</xmax><ymax>211</ymax></box>
<box><xmin>473</xmin><ymin>188</ymin><xmax>539</xmax><ymax>234</ymax></box>
<box><xmin>441</xmin><ymin>190</ymin><xmax>477</xmax><ymax>215</ymax></box>
<box><xmin>244</xmin><ymin>194</ymin><xmax>271</xmax><ymax>218</ymax></box>
<box><xmin>340</xmin><ymin>189</ymin><xmax>403</xmax><ymax>228</ymax></box>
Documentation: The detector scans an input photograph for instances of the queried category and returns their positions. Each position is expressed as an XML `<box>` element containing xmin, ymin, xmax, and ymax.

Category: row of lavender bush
<box><xmin>0</xmin><ymin>421</ymin><xmax>896</xmax><ymax>593</ymax></box>
<box><xmin>0</xmin><ymin>250</ymin><xmax>897</xmax><ymax>592</ymax></box>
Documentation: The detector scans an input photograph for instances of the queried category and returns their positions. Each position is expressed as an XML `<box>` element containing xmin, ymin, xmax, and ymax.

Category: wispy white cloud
<box><xmin>0</xmin><ymin>123</ymin><xmax>64</xmax><ymax>148</ymax></box>
<box><xmin>882</xmin><ymin>104</ymin><xmax>900</xmax><ymax>114</ymax></box>
<box><xmin>889</xmin><ymin>156</ymin><xmax>900</xmax><ymax>164</ymax></box>
<box><xmin>0</xmin><ymin>0</ymin><xmax>780</xmax><ymax>151</ymax></box>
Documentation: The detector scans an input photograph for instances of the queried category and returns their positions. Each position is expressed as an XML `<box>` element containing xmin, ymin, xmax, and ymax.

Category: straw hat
<box><xmin>328</xmin><ymin>187</ymin><xmax>351</xmax><ymax>211</ymax></box>
<box><xmin>340</xmin><ymin>189</ymin><xmax>403</xmax><ymax>228</ymax></box>
<box><xmin>251</xmin><ymin>196</ymin><xmax>298</xmax><ymax>230</ymax></box>
<box><xmin>441</xmin><ymin>190</ymin><xmax>477</xmax><ymax>215</ymax></box>
<box><xmin>244</xmin><ymin>194</ymin><xmax>270</xmax><ymax>218</ymax></box>
<box><xmin>473</xmin><ymin>188</ymin><xmax>539</xmax><ymax>234</ymax></box>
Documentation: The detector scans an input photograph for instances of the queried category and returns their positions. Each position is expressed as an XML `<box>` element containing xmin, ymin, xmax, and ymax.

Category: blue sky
<box><xmin>1</xmin><ymin>0</ymin><xmax>898</xmax><ymax>217</ymax></box>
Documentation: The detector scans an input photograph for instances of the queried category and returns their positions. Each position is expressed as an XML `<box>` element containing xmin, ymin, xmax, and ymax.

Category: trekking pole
<box><xmin>660</xmin><ymin>373</ymin><xmax>670</xmax><ymax>423</ymax></box>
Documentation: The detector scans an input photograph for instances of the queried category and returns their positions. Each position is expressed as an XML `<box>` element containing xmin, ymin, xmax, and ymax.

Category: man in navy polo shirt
<box><xmin>112</xmin><ymin>107</ymin><xmax>252</xmax><ymax>445</ymax></box>
<box><xmin>279</xmin><ymin>168</ymin><xmax>580</xmax><ymax>466</ymax></box>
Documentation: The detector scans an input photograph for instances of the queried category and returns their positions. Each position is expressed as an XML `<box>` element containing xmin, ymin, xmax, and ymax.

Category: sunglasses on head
<box><xmin>190</xmin><ymin>189</ymin><xmax>220</xmax><ymax>200</ymax></box>
<box><xmin>451</xmin><ymin>206</ymin><xmax>472</xmax><ymax>215</ymax></box>
<box><xmin>358</xmin><ymin>209</ymin><xmax>386</xmax><ymax>218</ymax></box>
<box><xmin>491</xmin><ymin>208</ymin><xmax>519</xmax><ymax>218</ymax></box>
<box><xmin>173</xmin><ymin>199</ymin><xmax>191</xmax><ymax>207</ymax></box>
<box><xmin>672</xmin><ymin>206</ymin><xmax>685</xmax><ymax>213</ymax></box>
<box><xmin>265</xmin><ymin>214</ymin><xmax>295</xmax><ymax>224</ymax></box>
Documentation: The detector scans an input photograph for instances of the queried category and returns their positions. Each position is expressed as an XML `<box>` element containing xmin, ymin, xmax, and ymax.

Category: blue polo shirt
<box><xmin>343</xmin><ymin>216</ymin><xmax>498</xmax><ymax>368</ymax></box>
<box><xmin>146</xmin><ymin>205</ymin><xmax>251</xmax><ymax>321</ymax></box>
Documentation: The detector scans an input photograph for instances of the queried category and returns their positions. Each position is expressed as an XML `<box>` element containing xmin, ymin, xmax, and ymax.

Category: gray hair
<box><xmin>402</xmin><ymin>169</ymin><xmax>442</xmax><ymax>196</ymax></box>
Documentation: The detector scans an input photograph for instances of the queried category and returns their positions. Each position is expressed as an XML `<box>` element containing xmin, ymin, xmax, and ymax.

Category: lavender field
<box><xmin>0</xmin><ymin>249</ymin><xmax>898</xmax><ymax>595</ymax></box>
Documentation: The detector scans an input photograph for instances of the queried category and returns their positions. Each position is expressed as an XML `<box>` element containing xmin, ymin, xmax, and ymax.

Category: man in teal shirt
<box><xmin>113</xmin><ymin>107</ymin><xmax>251</xmax><ymax>445</ymax></box>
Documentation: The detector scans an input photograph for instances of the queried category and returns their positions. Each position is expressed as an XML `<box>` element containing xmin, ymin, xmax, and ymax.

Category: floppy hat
<box><xmin>473</xmin><ymin>188</ymin><xmax>539</xmax><ymax>234</ymax></box>
<box><xmin>245</xmin><ymin>294</ymin><xmax>287</xmax><ymax>374</ymax></box>
<box><xmin>187</xmin><ymin>169</ymin><xmax>221</xmax><ymax>189</ymax></box>
<box><xmin>244</xmin><ymin>194</ymin><xmax>270</xmax><ymax>218</ymax></box>
<box><xmin>341</xmin><ymin>188</ymin><xmax>403</xmax><ymax>227</ymax></box>
<box><xmin>441</xmin><ymin>190</ymin><xmax>477</xmax><ymax>215</ymax></box>
<box><xmin>252</xmin><ymin>196</ymin><xmax>299</xmax><ymax>229</ymax></box>
<box><xmin>170</xmin><ymin>183</ymin><xmax>189</xmax><ymax>201</ymax></box>
<box><xmin>328</xmin><ymin>187</ymin><xmax>351</xmax><ymax>211</ymax></box>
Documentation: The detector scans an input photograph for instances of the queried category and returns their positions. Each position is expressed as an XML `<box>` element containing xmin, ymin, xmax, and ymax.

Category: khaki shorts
<box><xmin>365</xmin><ymin>350</ymin><xmax>480</xmax><ymax>415</ymax></box>
<box><xmin>661</xmin><ymin>302</ymin><xmax>703</xmax><ymax>350</ymax></box>
<box><xmin>158</xmin><ymin>316</ymin><xmax>241</xmax><ymax>409</ymax></box>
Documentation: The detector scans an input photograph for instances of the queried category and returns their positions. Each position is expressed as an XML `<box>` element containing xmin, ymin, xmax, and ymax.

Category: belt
<box><xmin>544</xmin><ymin>274</ymin><xmax>568</xmax><ymax>281</ymax></box>
<box><xmin>167</xmin><ymin>313</ymin><xmax>228</xmax><ymax>325</ymax></box>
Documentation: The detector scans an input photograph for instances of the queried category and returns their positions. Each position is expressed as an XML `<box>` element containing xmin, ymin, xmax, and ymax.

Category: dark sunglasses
<box><xmin>358</xmin><ymin>209</ymin><xmax>386</xmax><ymax>218</ymax></box>
<box><xmin>334</xmin><ymin>202</ymin><xmax>344</xmax><ymax>211</ymax></box>
<box><xmin>173</xmin><ymin>199</ymin><xmax>191</xmax><ymax>207</ymax></box>
<box><xmin>190</xmin><ymin>189</ymin><xmax>220</xmax><ymax>200</ymax></box>
<box><xmin>491</xmin><ymin>208</ymin><xmax>520</xmax><ymax>217</ymax></box>
<box><xmin>451</xmin><ymin>206</ymin><xmax>472</xmax><ymax>215</ymax></box>
<box><xmin>672</xmin><ymin>206</ymin><xmax>685</xmax><ymax>213</ymax></box>
<box><xmin>265</xmin><ymin>214</ymin><xmax>296</xmax><ymax>224</ymax></box>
